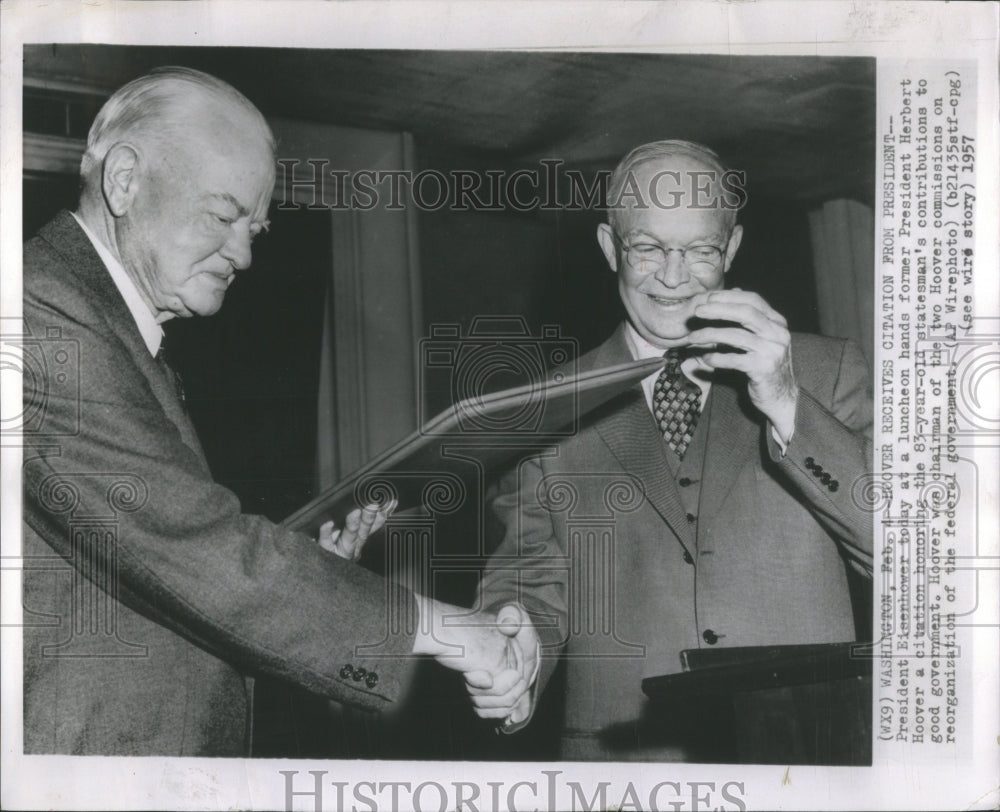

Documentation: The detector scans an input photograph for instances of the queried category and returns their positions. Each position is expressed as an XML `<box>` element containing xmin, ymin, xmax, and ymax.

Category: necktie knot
<box><xmin>662</xmin><ymin>348</ymin><xmax>684</xmax><ymax>376</ymax></box>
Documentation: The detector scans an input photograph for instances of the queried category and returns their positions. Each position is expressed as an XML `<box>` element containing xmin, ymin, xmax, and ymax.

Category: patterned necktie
<box><xmin>155</xmin><ymin>341</ymin><xmax>186</xmax><ymax>405</ymax></box>
<box><xmin>652</xmin><ymin>349</ymin><xmax>701</xmax><ymax>459</ymax></box>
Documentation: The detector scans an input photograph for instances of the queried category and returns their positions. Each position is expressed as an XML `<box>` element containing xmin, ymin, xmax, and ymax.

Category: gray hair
<box><xmin>80</xmin><ymin>65</ymin><xmax>275</xmax><ymax>186</ymax></box>
<box><xmin>606</xmin><ymin>139</ymin><xmax>738</xmax><ymax>233</ymax></box>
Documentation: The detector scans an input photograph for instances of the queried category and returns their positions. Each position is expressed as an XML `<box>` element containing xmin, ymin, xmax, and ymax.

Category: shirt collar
<box><xmin>72</xmin><ymin>212</ymin><xmax>163</xmax><ymax>357</ymax></box>
<box><xmin>623</xmin><ymin>322</ymin><xmax>669</xmax><ymax>362</ymax></box>
<box><xmin>623</xmin><ymin>321</ymin><xmax>712</xmax><ymax>399</ymax></box>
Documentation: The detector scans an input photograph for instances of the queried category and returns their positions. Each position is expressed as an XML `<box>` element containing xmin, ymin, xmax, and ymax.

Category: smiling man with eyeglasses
<box><xmin>470</xmin><ymin>139</ymin><xmax>875</xmax><ymax>762</ymax></box>
<box><xmin>593</xmin><ymin>142</ymin><xmax>802</xmax><ymax>447</ymax></box>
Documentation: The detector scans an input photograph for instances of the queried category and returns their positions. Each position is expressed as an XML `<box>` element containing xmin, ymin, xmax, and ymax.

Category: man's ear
<box><xmin>722</xmin><ymin>224</ymin><xmax>743</xmax><ymax>274</ymax></box>
<box><xmin>102</xmin><ymin>143</ymin><xmax>141</xmax><ymax>217</ymax></box>
<box><xmin>597</xmin><ymin>223</ymin><xmax>618</xmax><ymax>272</ymax></box>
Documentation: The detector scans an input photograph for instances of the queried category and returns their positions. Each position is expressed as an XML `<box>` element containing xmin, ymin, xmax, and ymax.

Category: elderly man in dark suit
<box><xmin>21</xmin><ymin>66</ymin><xmax>515</xmax><ymax>756</ymax></box>
<box><xmin>469</xmin><ymin>140</ymin><xmax>874</xmax><ymax>760</ymax></box>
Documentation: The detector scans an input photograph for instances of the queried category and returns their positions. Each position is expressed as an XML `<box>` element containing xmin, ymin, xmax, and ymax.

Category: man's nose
<box><xmin>221</xmin><ymin>224</ymin><xmax>253</xmax><ymax>271</ymax></box>
<box><xmin>654</xmin><ymin>250</ymin><xmax>690</xmax><ymax>288</ymax></box>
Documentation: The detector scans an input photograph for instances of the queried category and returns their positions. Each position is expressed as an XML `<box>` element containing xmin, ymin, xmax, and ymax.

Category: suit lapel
<box><xmin>697</xmin><ymin>372</ymin><xmax>761</xmax><ymax>538</ymax></box>
<box><xmin>593</xmin><ymin>395</ymin><xmax>696</xmax><ymax>551</ymax></box>
<box><xmin>582</xmin><ymin>327</ymin><xmax>696</xmax><ymax>553</ymax></box>
<box><xmin>38</xmin><ymin>212</ymin><xmax>208</xmax><ymax>463</ymax></box>
<box><xmin>579</xmin><ymin>326</ymin><xmax>765</xmax><ymax>552</ymax></box>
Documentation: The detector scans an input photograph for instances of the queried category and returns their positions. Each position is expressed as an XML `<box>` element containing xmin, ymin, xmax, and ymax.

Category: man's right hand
<box><xmin>464</xmin><ymin>603</ymin><xmax>539</xmax><ymax>725</ymax></box>
<box><xmin>411</xmin><ymin>598</ymin><xmax>538</xmax><ymax>725</ymax></box>
<box><xmin>411</xmin><ymin>596</ymin><xmax>518</xmax><ymax>679</ymax></box>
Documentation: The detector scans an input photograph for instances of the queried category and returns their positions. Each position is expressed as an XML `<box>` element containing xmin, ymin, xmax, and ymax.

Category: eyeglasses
<box><xmin>614</xmin><ymin>234</ymin><xmax>725</xmax><ymax>274</ymax></box>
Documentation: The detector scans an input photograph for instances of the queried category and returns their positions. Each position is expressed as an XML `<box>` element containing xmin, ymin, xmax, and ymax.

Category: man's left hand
<box><xmin>317</xmin><ymin>499</ymin><xmax>397</xmax><ymax>561</ymax></box>
<box><xmin>685</xmin><ymin>288</ymin><xmax>798</xmax><ymax>442</ymax></box>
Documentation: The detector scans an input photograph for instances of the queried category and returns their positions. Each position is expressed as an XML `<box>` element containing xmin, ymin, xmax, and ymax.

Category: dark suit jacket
<box><xmin>21</xmin><ymin>212</ymin><xmax>418</xmax><ymax>755</ymax></box>
<box><xmin>479</xmin><ymin>323</ymin><xmax>873</xmax><ymax>760</ymax></box>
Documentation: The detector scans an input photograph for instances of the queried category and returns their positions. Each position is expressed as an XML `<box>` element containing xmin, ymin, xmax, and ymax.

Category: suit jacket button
<box><xmin>686</xmin><ymin>513</ymin><xmax>697</xmax><ymax>523</ymax></box>
<box><xmin>702</xmin><ymin>629</ymin><xmax>719</xmax><ymax>645</ymax></box>
<box><xmin>683</xmin><ymin>550</ymin><xmax>694</xmax><ymax>565</ymax></box>
<box><xmin>819</xmin><ymin>472</ymin><xmax>831</xmax><ymax>485</ymax></box>
<box><xmin>678</xmin><ymin>477</ymin><xmax>692</xmax><ymax>487</ymax></box>
<box><xmin>365</xmin><ymin>672</ymin><xmax>379</xmax><ymax>688</ymax></box>
<box><xmin>352</xmin><ymin>667</ymin><xmax>367</xmax><ymax>682</ymax></box>
<box><xmin>830</xmin><ymin>480</ymin><xmax>840</xmax><ymax>492</ymax></box>
<box><xmin>805</xmin><ymin>457</ymin><xmax>815</xmax><ymax>469</ymax></box>
<box><xmin>339</xmin><ymin>665</ymin><xmax>354</xmax><ymax>679</ymax></box>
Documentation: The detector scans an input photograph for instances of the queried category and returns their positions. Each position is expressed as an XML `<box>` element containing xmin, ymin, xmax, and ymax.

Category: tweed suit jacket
<box><xmin>21</xmin><ymin>212</ymin><xmax>418</xmax><ymax>756</ymax></box>
<box><xmin>479</xmin><ymin>323</ymin><xmax>873</xmax><ymax>760</ymax></box>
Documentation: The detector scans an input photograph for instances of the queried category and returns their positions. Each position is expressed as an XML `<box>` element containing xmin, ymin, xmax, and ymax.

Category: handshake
<box><xmin>414</xmin><ymin>599</ymin><xmax>541</xmax><ymax>727</ymax></box>
<box><xmin>318</xmin><ymin>505</ymin><xmax>540</xmax><ymax>726</ymax></box>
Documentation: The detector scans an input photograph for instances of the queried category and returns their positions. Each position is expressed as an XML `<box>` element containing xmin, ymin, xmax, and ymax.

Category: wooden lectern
<box><xmin>642</xmin><ymin>642</ymin><xmax>873</xmax><ymax>765</ymax></box>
